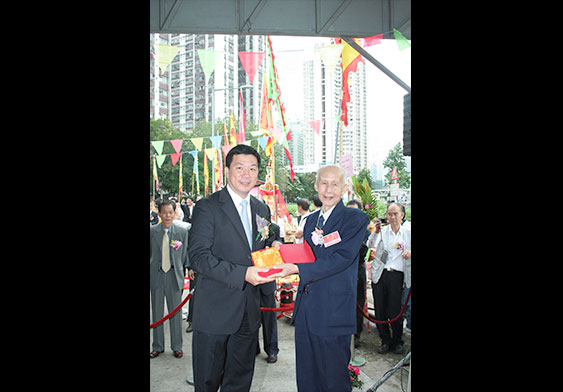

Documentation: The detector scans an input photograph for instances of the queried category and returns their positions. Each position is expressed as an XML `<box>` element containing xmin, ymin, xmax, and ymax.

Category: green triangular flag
<box><xmin>155</xmin><ymin>154</ymin><xmax>166</xmax><ymax>168</ymax></box>
<box><xmin>393</xmin><ymin>28</ymin><xmax>411</xmax><ymax>51</ymax></box>
<box><xmin>151</xmin><ymin>140</ymin><xmax>164</xmax><ymax>155</ymax></box>
<box><xmin>197</xmin><ymin>50</ymin><xmax>223</xmax><ymax>84</ymax></box>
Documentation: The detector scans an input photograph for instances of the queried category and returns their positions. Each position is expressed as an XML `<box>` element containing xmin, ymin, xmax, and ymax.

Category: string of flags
<box><xmin>152</xmin><ymin>29</ymin><xmax>410</xmax><ymax>196</ymax></box>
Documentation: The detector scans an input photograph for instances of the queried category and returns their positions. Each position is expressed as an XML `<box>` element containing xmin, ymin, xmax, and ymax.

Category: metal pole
<box><xmin>341</xmin><ymin>36</ymin><xmax>411</xmax><ymax>94</ymax></box>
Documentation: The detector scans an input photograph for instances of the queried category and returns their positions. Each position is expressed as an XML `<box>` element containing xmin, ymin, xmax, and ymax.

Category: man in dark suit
<box><xmin>276</xmin><ymin>165</ymin><xmax>369</xmax><ymax>392</ymax></box>
<box><xmin>188</xmin><ymin>144</ymin><xmax>282</xmax><ymax>392</ymax></box>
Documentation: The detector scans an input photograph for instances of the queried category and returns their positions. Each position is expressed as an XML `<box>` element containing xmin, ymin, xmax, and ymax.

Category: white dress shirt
<box><xmin>367</xmin><ymin>224</ymin><xmax>409</xmax><ymax>272</ymax></box>
<box><xmin>226</xmin><ymin>184</ymin><xmax>252</xmax><ymax>229</ymax></box>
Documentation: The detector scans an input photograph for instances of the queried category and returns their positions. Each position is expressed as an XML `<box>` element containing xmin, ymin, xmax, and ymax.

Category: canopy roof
<box><xmin>150</xmin><ymin>0</ymin><xmax>411</xmax><ymax>40</ymax></box>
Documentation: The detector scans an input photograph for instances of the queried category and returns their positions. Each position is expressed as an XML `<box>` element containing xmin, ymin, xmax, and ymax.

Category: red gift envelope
<box><xmin>279</xmin><ymin>242</ymin><xmax>316</xmax><ymax>264</ymax></box>
<box><xmin>252</xmin><ymin>242</ymin><xmax>315</xmax><ymax>277</ymax></box>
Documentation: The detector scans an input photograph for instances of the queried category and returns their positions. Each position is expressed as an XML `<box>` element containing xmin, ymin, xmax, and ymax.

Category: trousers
<box><xmin>294</xmin><ymin>309</ymin><xmax>352</xmax><ymax>392</ymax></box>
<box><xmin>192</xmin><ymin>310</ymin><xmax>257</xmax><ymax>392</ymax></box>
<box><xmin>372</xmin><ymin>269</ymin><xmax>404</xmax><ymax>347</ymax></box>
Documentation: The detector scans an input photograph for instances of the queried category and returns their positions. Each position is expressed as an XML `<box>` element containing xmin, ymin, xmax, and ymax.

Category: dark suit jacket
<box><xmin>290</xmin><ymin>200</ymin><xmax>369</xmax><ymax>336</ymax></box>
<box><xmin>188</xmin><ymin>188</ymin><xmax>275</xmax><ymax>335</ymax></box>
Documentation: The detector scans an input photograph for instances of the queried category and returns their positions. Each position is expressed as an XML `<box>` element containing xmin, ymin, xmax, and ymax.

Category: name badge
<box><xmin>322</xmin><ymin>231</ymin><xmax>341</xmax><ymax>247</ymax></box>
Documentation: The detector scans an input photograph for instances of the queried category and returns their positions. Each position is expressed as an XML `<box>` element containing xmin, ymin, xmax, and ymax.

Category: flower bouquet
<box><xmin>348</xmin><ymin>365</ymin><xmax>363</xmax><ymax>389</ymax></box>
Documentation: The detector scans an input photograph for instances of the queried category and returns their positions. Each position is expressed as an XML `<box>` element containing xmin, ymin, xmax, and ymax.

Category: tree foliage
<box><xmin>383</xmin><ymin>142</ymin><xmax>410</xmax><ymax>188</ymax></box>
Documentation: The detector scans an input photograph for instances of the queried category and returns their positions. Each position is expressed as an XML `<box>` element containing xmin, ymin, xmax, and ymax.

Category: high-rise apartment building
<box><xmin>150</xmin><ymin>33</ymin><xmax>264</xmax><ymax>132</ymax></box>
<box><xmin>300</xmin><ymin>44</ymin><xmax>368</xmax><ymax>173</ymax></box>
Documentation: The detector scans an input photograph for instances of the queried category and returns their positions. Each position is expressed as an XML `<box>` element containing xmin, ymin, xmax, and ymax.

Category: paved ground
<box><xmin>150</xmin><ymin>285</ymin><xmax>411</xmax><ymax>392</ymax></box>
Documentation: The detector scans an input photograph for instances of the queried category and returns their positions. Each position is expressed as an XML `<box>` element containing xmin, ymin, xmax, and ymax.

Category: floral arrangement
<box><xmin>170</xmin><ymin>240</ymin><xmax>182</xmax><ymax>250</ymax></box>
<box><xmin>348</xmin><ymin>365</ymin><xmax>363</xmax><ymax>389</ymax></box>
<box><xmin>256</xmin><ymin>215</ymin><xmax>272</xmax><ymax>241</ymax></box>
<box><xmin>394</xmin><ymin>241</ymin><xmax>406</xmax><ymax>250</ymax></box>
<box><xmin>351</xmin><ymin>175</ymin><xmax>385</xmax><ymax>222</ymax></box>
<box><xmin>311</xmin><ymin>228</ymin><xmax>324</xmax><ymax>246</ymax></box>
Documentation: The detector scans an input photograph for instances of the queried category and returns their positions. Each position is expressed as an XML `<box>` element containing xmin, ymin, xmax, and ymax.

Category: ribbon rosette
<box><xmin>393</xmin><ymin>241</ymin><xmax>406</xmax><ymax>251</ymax></box>
<box><xmin>311</xmin><ymin>228</ymin><xmax>324</xmax><ymax>246</ymax></box>
<box><xmin>170</xmin><ymin>240</ymin><xmax>182</xmax><ymax>250</ymax></box>
<box><xmin>255</xmin><ymin>215</ymin><xmax>271</xmax><ymax>241</ymax></box>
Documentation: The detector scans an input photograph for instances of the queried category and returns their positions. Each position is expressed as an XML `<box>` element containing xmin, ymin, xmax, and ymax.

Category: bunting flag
<box><xmin>152</xmin><ymin>155</ymin><xmax>159</xmax><ymax>191</ymax></box>
<box><xmin>179</xmin><ymin>155</ymin><xmax>183</xmax><ymax>198</ymax></box>
<box><xmin>155</xmin><ymin>44</ymin><xmax>181</xmax><ymax>75</ymax></box>
<box><xmin>209</xmin><ymin>135</ymin><xmax>222</xmax><ymax>150</ymax></box>
<box><xmin>189</xmin><ymin>150</ymin><xmax>200</xmax><ymax>194</ymax></box>
<box><xmin>155</xmin><ymin>154</ymin><xmax>166</xmax><ymax>168</ymax></box>
<box><xmin>239</xmin><ymin>93</ymin><xmax>246</xmax><ymax>142</ymax></box>
<box><xmin>317</xmin><ymin>43</ymin><xmax>345</xmax><ymax>77</ymax></box>
<box><xmin>151</xmin><ymin>140</ymin><xmax>164</xmax><ymax>155</ymax></box>
<box><xmin>229</xmin><ymin>110</ymin><xmax>237</xmax><ymax>146</ymax></box>
<box><xmin>190</xmin><ymin>137</ymin><xmax>203</xmax><ymax>151</ymax></box>
<box><xmin>393</xmin><ymin>28</ymin><xmax>411</xmax><ymax>51</ymax></box>
<box><xmin>197</xmin><ymin>49</ymin><xmax>223</xmax><ymax>84</ymax></box>
<box><xmin>203</xmin><ymin>152</ymin><xmax>209</xmax><ymax>196</ymax></box>
<box><xmin>170</xmin><ymin>139</ymin><xmax>183</xmax><ymax>154</ymax></box>
<box><xmin>257</xmin><ymin>136</ymin><xmax>268</xmax><ymax>151</ymax></box>
<box><xmin>238</xmin><ymin>52</ymin><xmax>265</xmax><ymax>85</ymax></box>
<box><xmin>363</xmin><ymin>34</ymin><xmax>383</xmax><ymax>47</ymax></box>
<box><xmin>308</xmin><ymin>119</ymin><xmax>324</xmax><ymax>136</ymax></box>
<box><xmin>221</xmin><ymin>144</ymin><xmax>232</xmax><ymax>158</ymax></box>
<box><xmin>335</xmin><ymin>37</ymin><xmax>364</xmax><ymax>127</ymax></box>
<box><xmin>170</xmin><ymin>152</ymin><xmax>181</xmax><ymax>166</ymax></box>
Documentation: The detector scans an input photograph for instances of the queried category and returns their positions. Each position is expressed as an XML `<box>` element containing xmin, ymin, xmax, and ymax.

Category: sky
<box><xmin>269</xmin><ymin>36</ymin><xmax>411</xmax><ymax>177</ymax></box>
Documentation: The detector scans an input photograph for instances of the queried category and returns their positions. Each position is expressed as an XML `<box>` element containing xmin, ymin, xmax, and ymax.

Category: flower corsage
<box><xmin>255</xmin><ymin>215</ymin><xmax>272</xmax><ymax>241</ymax></box>
<box><xmin>311</xmin><ymin>228</ymin><xmax>324</xmax><ymax>246</ymax></box>
<box><xmin>170</xmin><ymin>240</ymin><xmax>182</xmax><ymax>250</ymax></box>
<box><xmin>393</xmin><ymin>241</ymin><xmax>406</xmax><ymax>251</ymax></box>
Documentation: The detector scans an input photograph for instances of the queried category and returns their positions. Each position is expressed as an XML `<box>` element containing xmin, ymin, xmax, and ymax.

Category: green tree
<box><xmin>356</xmin><ymin>168</ymin><xmax>374</xmax><ymax>190</ymax></box>
<box><xmin>383</xmin><ymin>142</ymin><xmax>410</xmax><ymax>188</ymax></box>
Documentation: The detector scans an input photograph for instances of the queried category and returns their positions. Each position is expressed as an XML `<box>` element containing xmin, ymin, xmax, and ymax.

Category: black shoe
<box><xmin>266</xmin><ymin>354</ymin><xmax>278</xmax><ymax>363</ymax></box>
<box><xmin>185</xmin><ymin>322</ymin><xmax>193</xmax><ymax>333</ymax></box>
<box><xmin>377</xmin><ymin>343</ymin><xmax>390</xmax><ymax>354</ymax></box>
<box><xmin>393</xmin><ymin>343</ymin><xmax>404</xmax><ymax>354</ymax></box>
<box><xmin>354</xmin><ymin>338</ymin><xmax>360</xmax><ymax>348</ymax></box>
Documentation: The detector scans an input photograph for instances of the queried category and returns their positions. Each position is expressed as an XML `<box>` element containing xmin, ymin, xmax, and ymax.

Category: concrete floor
<box><xmin>150</xmin><ymin>286</ymin><xmax>411</xmax><ymax>392</ymax></box>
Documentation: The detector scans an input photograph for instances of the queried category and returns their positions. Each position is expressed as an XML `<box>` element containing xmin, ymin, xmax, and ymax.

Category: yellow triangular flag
<box><xmin>204</xmin><ymin>148</ymin><xmax>216</xmax><ymax>161</ymax></box>
<box><xmin>191</xmin><ymin>137</ymin><xmax>204</xmax><ymax>151</ymax></box>
<box><xmin>156</xmin><ymin>44</ymin><xmax>181</xmax><ymax>75</ymax></box>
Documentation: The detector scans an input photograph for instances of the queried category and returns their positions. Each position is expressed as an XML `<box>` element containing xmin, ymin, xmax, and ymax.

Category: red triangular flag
<box><xmin>170</xmin><ymin>152</ymin><xmax>181</xmax><ymax>166</ymax></box>
<box><xmin>170</xmin><ymin>139</ymin><xmax>183</xmax><ymax>154</ymax></box>
<box><xmin>363</xmin><ymin>34</ymin><xmax>383</xmax><ymax>47</ymax></box>
<box><xmin>238</xmin><ymin>52</ymin><xmax>265</xmax><ymax>85</ymax></box>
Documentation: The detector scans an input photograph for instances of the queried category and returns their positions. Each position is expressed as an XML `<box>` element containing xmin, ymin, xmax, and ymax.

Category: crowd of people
<box><xmin>149</xmin><ymin>144</ymin><xmax>411</xmax><ymax>392</ymax></box>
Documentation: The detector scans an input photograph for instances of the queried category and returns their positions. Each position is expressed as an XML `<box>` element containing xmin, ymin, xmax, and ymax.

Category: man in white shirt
<box><xmin>293</xmin><ymin>198</ymin><xmax>311</xmax><ymax>244</ymax></box>
<box><xmin>367</xmin><ymin>202</ymin><xmax>411</xmax><ymax>354</ymax></box>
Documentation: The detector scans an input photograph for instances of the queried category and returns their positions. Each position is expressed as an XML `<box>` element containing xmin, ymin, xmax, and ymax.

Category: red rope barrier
<box><xmin>358</xmin><ymin>287</ymin><xmax>410</xmax><ymax>324</ymax></box>
<box><xmin>150</xmin><ymin>293</ymin><xmax>193</xmax><ymax>329</ymax></box>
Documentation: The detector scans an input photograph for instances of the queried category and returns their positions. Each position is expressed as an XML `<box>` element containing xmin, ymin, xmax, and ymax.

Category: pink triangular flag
<box><xmin>238</xmin><ymin>52</ymin><xmax>265</xmax><ymax>85</ymax></box>
<box><xmin>308</xmin><ymin>120</ymin><xmax>324</xmax><ymax>136</ymax></box>
<box><xmin>170</xmin><ymin>139</ymin><xmax>183</xmax><ymax>154</ymax></box>
<box><xmin>221</xmin><ymin>144</ymin><xmax>232</xmax><ymax>156</ymax></box>
<box><xmin>170</xmin><ymin>152</ymin><xmax>181</xmax><ymax>166</ymax></box>
<box><xmin>363</xmin><ymin>34</ymin><xmax>383</xmax><ymax>47</ymax></box>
